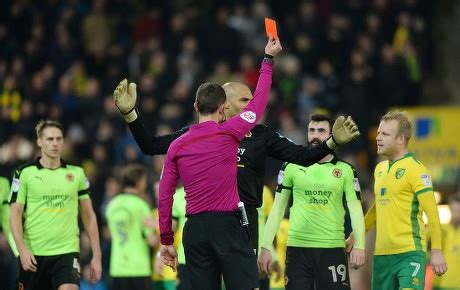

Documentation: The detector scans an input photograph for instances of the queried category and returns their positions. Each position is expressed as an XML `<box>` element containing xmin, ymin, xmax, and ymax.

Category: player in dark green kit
<box><xmin>9</xmin><ymin>120</ymin><xmax>102</xmax><ymax>290</ymax></box>
<box><xmin>258</xmin><ymin>115</ymin><xmax>366</xmax><ymax>290</ymax></box>
<box><xmin>106</xmin><ymin>164</ymin><xmax>156</xmax><ymax>290</ymax></box>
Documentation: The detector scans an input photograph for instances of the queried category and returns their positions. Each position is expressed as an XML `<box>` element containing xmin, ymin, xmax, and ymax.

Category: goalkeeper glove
<box><xmin>326</xmin><ymin>116</ymin><xmax>360</xmax><ymax>149</ymax></box>
<box><xmin>113</xmin><ymin>79</ymin><xmax>138</xmax><ymax>123</ymax></box>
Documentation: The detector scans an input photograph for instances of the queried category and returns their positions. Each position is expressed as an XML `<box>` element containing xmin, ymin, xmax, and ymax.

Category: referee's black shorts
<box><xmin>17</xmin><ymin>252</ymin><xmax>80</xmax><ymax>290</ymax></box>
<box><xmin>183</xmin><ymin>211</ymin><xmax>259</xmax><ymax>290</ymax></box>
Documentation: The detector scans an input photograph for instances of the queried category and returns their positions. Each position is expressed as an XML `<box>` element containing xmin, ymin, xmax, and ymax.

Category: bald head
<box><xmin>222</xmin><ymin>82</ymin><xmax>253</xmax><ymax>117</ymax></box>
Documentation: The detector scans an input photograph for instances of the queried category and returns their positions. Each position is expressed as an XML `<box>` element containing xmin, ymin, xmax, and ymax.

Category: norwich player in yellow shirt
<box><xmin>363</xmin><ymin>110</ymin><xmax>447</xmax><ymax>290</ymax></box>
<box><xmin>431</xmin><ymin>195</ymin><xmax>460</xmax><ymax>290</ymax></box>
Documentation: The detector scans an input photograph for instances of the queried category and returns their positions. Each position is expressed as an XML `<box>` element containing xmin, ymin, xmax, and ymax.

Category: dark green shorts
<box><xmin>372</xmin><ymin>251</ymin><xmax>426</xmax><ymax>290</ymax></box>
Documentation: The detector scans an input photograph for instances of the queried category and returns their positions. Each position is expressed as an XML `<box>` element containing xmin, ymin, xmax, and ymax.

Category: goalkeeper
<box><xmin>258</xmin><ymin>114</ymin><xmax>366</xmax><ymax>290</ymax></box>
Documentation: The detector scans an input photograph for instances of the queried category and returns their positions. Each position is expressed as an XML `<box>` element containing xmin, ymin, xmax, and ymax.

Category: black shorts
<box><xmin>183</xmin><ymin>211</ymin><xmax>259</xmax><ymax>290</ymax></box>
<box><xmin>246</xmin><ymin>206</ymin><xmax>259</xmax><ymax>253</ymax></box>
<box><xmin>17</xmin><ymin>252</ymin><xmax>80</xmax><ymax>290</ymax></box>
<box><xmin>111</xmin><ymin>277</ymin><xmax>150</xmax><ymax>290</ymax></box>
<box><xmin>177</xmin><ymin>264</ymin><xmax>191</xmax><ymax>290</ymax></box>
<box><xmin>285</xmin><ymin>247</ymin><xmax>350</xmax><ymax>290</ymax></box>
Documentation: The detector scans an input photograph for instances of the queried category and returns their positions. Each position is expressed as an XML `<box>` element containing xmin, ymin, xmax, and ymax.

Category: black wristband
<box><xmin>263</xmin><ymin>55</ymin><xmax>274</xmax><ymax>65</ymax></box>
<box><xmin>264</xmin><ymin>53</ymin><xmax>274</xmax><ymax>59</ymax></box>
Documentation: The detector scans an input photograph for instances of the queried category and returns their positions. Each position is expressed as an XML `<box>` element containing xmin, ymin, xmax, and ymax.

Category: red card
<box><xmin>265</xmin><ymin>18</ymin><xmax>278</xmax><ymax>39</ymax></box>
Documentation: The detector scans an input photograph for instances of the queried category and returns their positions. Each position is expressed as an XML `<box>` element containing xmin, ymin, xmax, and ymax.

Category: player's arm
<box><xmin>418</xmin><ymin>190</ymin><xmax>447</xmax><ymax>275</ymax></box>
<box><xmin>344</xmin><ymin>167</ymin><xmax>365</xmax><ymax>269</ymax></box>
<box><xmin>113</xmin><ymin>78</ymin><xmax>189</xmax><ymax>155</ymax></box>
<box><xmin>79</xmin><ymin>199</ymin><xmax>102</xmax><ymax>282</ymax></box>
<box><xmin>158</xmin><ymin>150</ymin><xmax>179</xmax><ymax>272</ymax></box>
<box><xmin>9</xmin><ymin>169</ymin><xmax>37</xmax><ymax>272</ymax></box>
<box><xmin>265</xmin><ymin>127</ymin><xmax>332</xmax><ymax>165</ymax></box>
<box><xmin>258</xmin><ymin>163</ymin><xmax>291</xmax><ymax>276</ymax></box>
<box><xmin>364</xmin><ymin>202</ymin><xmax>376</xmax><ymax>231</ymax></box>
<box><xmin>223</xmin><ymin>37</ymin><xmax>281</xmax><ymax>140</ymax></box>
<box><xmin>10</xmin><ymin>202</ymin><xmax>37</xmax><ymax>272</ymax></box>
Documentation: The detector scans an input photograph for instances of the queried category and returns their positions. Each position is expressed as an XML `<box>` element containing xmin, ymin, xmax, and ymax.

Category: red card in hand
<box><xmin>265</xmin><ymin>18</ymin><xmax>278</xmax><ymax>39</ymax></box>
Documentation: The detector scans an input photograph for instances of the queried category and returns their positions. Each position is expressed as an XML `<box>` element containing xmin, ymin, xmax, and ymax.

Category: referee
<box><xmin>154</xmin><ymin>36</ymin><xmax>281</xmax><ymax>290</ymax></box>
<box><xmin>9</xmin><ymin>120</ymin><xmax>102</xmax><ymax>290</ymax></box>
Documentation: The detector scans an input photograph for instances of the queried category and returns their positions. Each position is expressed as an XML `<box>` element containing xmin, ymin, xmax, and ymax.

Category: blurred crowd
<box><xmin>0</xmin><ymin>0</ymin><xmax>432</xmax><ymax>289</ymax></box>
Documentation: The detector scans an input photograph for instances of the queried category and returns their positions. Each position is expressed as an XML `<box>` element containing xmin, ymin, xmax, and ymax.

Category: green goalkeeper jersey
<box><xmin>277</xmin><ymin>156</ymin><xmax>361</xmax><ymax>248</ymax></box>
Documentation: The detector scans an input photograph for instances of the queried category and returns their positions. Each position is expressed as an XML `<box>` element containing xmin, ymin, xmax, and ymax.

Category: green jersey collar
<box><xmin>388</xmin><ymin>153</ymin><xmax>413</xmax><ymax>170</ymax></box>
<box><xmin>35</xmin><ymin>157</ymin><xmax>68</xmax><ymax>170</ymax></box>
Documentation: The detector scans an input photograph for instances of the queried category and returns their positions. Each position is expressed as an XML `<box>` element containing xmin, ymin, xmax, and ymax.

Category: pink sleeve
<box><xmin>223</xmin><ymin>61</ymin><xmax>273</xmax><ymax>140</ymax></box>
<box><xmin>158</xmin><ymin>149</ymin><xmax>179</xmax><ymax>245</ymax></box>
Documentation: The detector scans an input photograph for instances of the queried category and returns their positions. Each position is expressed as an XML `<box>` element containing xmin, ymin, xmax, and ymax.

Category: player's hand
<box><xmin>327</xmin><ymin>116</ymin><xmax>361</xmax><ymax>149</ymax></box>
<box><xmin>258</xmin><ymin>247</ymin><xmax>273</xmax><ymax>277</ymax></box>
<box><xmin>431</xmin><ymin>249</ymin><xmax>447</xmax><ymax>276</ymax></box>
<box><xmin>154</xmin><ymin>253</ymin><xmax>165</xmax><ymax>278</ymax></box>
<box><xmin>113</xmin><ymin>78</ymin><xmax>138</xmax><ymax>123</ymax></box>
<box><xmin>90</xmin><ymin>256</ymin><xmax>102</xmax><ymax>283</ymax></box>
<box><xmin>265</xmin><ymin>37</ymin><xmax>282</xmax><ymax>57</ymax></box>
<box><xmin>345</xmin><ymin>233</ymin><xmax>355</xmax><ymax>253</ymax></box>
<box><xmin>160</xmin><ymin>244</ymin><xmax>178</xmax><ymax>272</ymax></box>
<box><xmin>349</xmin><ymin>248</ymin><xmax>365</xmax><ymax>270</ymax></box>
<box><xmin>272</xmin><ymin>261</ymin><xmax>282</xmax><ymax>282</ymax></box>
<box><xmin>19</xmin><ymin>247</ymin><xmax>37</xmax><ymax>272</ymax></box>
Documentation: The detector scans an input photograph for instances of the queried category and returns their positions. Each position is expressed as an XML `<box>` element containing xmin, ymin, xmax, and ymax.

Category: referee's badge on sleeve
<box><xmin>277</xmin><ymin>170</ymin><xmax>284</xmax><ymax>185</ymax></box>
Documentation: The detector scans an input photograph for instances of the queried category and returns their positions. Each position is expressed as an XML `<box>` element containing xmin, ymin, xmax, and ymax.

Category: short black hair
<box><xmin>309</xmin><ymin>114</ymin><xmax>334</xmax><ymax>132</ymax></box>
<box><xmin>120</xmin><ymin>164</ymin><xmax>146</xmax><ymax>188</ymax></box>
<box><xmin>195</xmin><ymin>82</ymin><xmax>227</xmax><ymax>115</ymax></box>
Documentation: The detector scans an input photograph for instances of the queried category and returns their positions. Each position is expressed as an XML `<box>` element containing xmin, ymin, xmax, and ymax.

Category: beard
<box><xmin>308</xmin><ymin>138</ymin><xmax>321</xmax><ymax>148</ymax></box>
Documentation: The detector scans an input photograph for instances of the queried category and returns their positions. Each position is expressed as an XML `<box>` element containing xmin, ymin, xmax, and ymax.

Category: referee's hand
<box><xmin>19</xmin><ymin>247</ymin><xmax>37</xmax><ymax>272</ymax></box>
<box><xmin>160</xmin><ymin>244</ymin><xmax>178</xmax><ymax>272</ymax></box>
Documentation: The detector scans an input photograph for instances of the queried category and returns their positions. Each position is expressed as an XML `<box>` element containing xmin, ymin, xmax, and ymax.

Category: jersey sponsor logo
<box><xmin>353</xmin><ymin>178</ymin><xmax>361</xmax><ymax>192</ymax></box>
<box><xmin>277</xmin><ymin>170</ymin><xmax>284</xmax><ymax>184</ymax></box>
<box><xmin>66</xmin><ymin>173</ymin><xmax>74</xmax><ymax>182</ymax></box>
<box><xmin>395</xmin><ymin>168</ymin><xmax>405</xmax><ymax>179</ymax></box>
<box><xmin>245</xmin><ymin>131</ymin><xmax>252</xmax><ymax>138</ymax></box>
<box><xmin>11</xmin><ymin>178</ymin><xmax>20</xmax><ymax>192</ymax></box>
<box><xmin>333</xmin><ymin>168</ymin><xmax>342</xmax><ymax>178</ymax></box>
<box><xmin>421</xmin><ymin>174</ymin><xmax>432</xmax><ymax>186</ymax></box>
<box><xmin>380</xmin><ymin>188</ymin><xmax>387</xmax><ymax>196</ymax></box>
<box><xmin>240</xmin><ymin>111</ymin><xmax>256</xmax><ymax>123</ymax></box>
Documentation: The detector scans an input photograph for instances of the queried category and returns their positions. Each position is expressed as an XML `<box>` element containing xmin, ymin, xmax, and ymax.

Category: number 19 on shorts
<box><xmin>328</xmin><ymin>264</ymin><xmax>347</xmax><ymax>282</ymax></box>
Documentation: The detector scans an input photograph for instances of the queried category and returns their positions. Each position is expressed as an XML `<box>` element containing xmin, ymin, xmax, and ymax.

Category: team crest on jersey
<box><xmin>333</xmin><ymin>168</ymin><xmax>342</xmax><ymax>178</ymax></box>
<box><xmin>395</xmin><ymin>168</ymin><xmax>405</xmax><ymax>179</ymax></box>
<box><xmin>412</xmin><ymin>277</ymin><xmax>419</xmax><ymax>286</ymax></box>
<box><xmin>245</xmin><ymin>131</ymin><xmax>252</xmax><ymax>138</ymax></box>
<box><xmin>66</xmin><ymin>173</ymin><xmax>74</xmax><ymax>182</ymax></box>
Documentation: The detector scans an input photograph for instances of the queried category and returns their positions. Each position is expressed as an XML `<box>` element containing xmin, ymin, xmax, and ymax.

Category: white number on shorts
<box><xmin>410</xmin><ymin>262</ymin><xmax>420</xmax><ymax>277</ymax></box>
<box><xmin>328</xmin><ymin>264</ymin><xmax>347</xmax><ymax>282</ymax></box>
